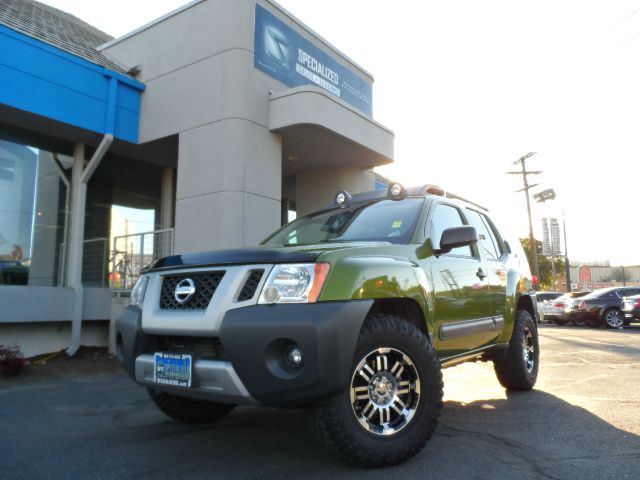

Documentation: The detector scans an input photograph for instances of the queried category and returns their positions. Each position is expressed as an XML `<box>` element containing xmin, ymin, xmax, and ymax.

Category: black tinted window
<box><xmin>619</xmin><ymin>288</ymin><xmax>640</xmax><ymax>298</ymax></box>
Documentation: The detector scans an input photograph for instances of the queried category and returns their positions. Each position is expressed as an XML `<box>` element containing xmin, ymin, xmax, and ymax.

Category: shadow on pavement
<box><xmin>2</xmin><ymin>374</ymin><xmax>639</xmax><ymax>480</ymax></box>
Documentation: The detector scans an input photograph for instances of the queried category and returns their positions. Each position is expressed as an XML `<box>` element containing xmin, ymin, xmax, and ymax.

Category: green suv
<box><xmin>116</xmin><ymin>184</ymin><xmax>539</xmax><ymax>467</ymax></box>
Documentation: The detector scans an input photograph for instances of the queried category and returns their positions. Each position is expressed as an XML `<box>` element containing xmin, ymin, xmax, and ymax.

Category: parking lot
<box><xmin>1</xmin><ymin>324</ymin><xmax>639</xmax><ymax>480</ymax></box>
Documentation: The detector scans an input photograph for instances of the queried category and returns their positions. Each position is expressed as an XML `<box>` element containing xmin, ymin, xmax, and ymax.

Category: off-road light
<box><xmin>335</xmin><ymin>191</ymin><xmax>351</xmax><ymax>206</ymax></box>
<box><xmin>389</xmin><ymin>183</ymin><xmax>403</xmax><ymax>196</ymax></box>
<box><xmin>286</xmin><ymin>347</ymin><xmax>303</xmax><ymax>368</ymax></box>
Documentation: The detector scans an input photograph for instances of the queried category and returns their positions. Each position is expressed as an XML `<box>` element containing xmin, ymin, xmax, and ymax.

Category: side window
<box><xmin>480</xmin><ymin>213</ymin><xmax>505</xmax><ymax>257</ymax></box>
<box><xmin>430</xmin><ymin>204</ymin><xmax>473</xmax><ymax>257</ymax></box>
<box><xmin>465</xmin><ymin>209</ymin><xmax>498</xmax><ymax>260</ymax></box>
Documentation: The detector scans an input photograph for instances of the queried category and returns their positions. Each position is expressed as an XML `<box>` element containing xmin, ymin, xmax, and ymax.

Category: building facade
<box><xmin>0</xmin><ymin>0</ymin><xmax>394</xmax><ymax>356</ymax></box>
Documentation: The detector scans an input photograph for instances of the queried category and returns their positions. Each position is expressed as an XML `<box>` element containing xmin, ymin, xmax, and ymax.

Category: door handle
<box><xmin>476</xmin><ymin>268</ymin><xmax>487</xmax><ymax>280</ymax></box>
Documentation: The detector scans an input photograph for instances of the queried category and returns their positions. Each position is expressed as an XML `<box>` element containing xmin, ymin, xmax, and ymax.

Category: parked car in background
<box><xmin>545</xmin><ymin>291</ymin><xmax>591</xmax><ymax>325</ymax></box>
<box><xmin>536</xmin><ymin>292</ymin><xmax>563</xmax><ymax>322</ymax></box>
<box><xmin>622</xmin><ymin>294</ymin><xmax>640</xmax><ymax>325</ymax></box>
<box><xmin>567</xmin><ymin>287</ymin><xmax>640</xmax><ymax>328</ymax></box>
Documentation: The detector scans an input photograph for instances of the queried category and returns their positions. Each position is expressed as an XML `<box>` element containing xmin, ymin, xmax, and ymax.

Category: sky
<box><xmin>38</xmin><ymin>0</ymin><xmax>640</xmax><ymax>266</ymax></box>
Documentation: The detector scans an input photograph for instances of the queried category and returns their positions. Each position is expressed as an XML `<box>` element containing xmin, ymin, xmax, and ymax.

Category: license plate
<box><xmin>154</xmin><ymin>352</ymin><xmax>192</xmax><ymax>388</ymax></box>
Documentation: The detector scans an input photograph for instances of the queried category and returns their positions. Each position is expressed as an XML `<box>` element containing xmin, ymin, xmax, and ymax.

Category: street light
<box><xmin>533</xmin><ymin>188</ymin><xmax>571</xmax><ymax>292</ymax></box>
<box><xmin>534</xmin><ymin>188</ymin><xmax>557</xmax><ymax>290</ymax></box>
<box><xmin>533</xmin><ymin>188</ymin><xmax>556</xmax><ymax>203</ymax></box>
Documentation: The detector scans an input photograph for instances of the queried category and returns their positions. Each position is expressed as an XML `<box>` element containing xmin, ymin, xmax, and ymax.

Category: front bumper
<box><xmin>115</xmin><ymin>300</ymin><xmax>373</xmax><ymax>407</ymax></box>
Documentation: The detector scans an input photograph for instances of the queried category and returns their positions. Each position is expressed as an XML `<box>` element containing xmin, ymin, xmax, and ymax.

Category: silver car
<box><xmin>537</xmin><ymin>292</ymin><xmax>563</xmax><ymax>322</ymax></box>
<box><xmin>546</xmin><ymin>291</ymin><xmax>591</xmax><ymax>325</ymax></box>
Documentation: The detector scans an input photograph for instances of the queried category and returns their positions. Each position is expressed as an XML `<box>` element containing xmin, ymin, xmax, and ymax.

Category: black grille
<box><xmin>160</xmin><ymin>272</ymin><xmax>224</xmax><ymax>310</ymax></box>
<box><xmin>237</xmin><ymin>269</ymin><xmax>264</xmax><ymax>301</ymax></box>
<box><xmin>153</xmin><ymin>336</ymin><xmax>227</xmax><ymax>360</ymax></box>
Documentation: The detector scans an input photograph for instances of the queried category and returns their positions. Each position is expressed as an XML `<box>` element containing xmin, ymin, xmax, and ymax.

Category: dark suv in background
<box><xmin>568</xmin><ymin>287</ymin><xmax>640</xmax><ymax>328</ymax></box>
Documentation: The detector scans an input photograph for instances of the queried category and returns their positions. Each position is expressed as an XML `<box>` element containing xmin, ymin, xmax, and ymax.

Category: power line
<box><xmin>608</xmin><ymin>6</ymin><xmax>640</xmax><ymax>33</ymax></box>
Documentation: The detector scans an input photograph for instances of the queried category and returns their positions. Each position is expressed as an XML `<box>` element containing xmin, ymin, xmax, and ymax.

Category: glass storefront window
<box><xmin>0</xmin><ymin>137</ymin><xmax>70</xmax><ymax>286</ymax></box>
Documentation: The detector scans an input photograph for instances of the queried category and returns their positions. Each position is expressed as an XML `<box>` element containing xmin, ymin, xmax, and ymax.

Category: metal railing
<box><xmin>58</xmin><ymin>238</ymin><xmax>109</xmax><ymax>287</ymax></box>
<box><xmin>111</xmin><ymin>229</ymin><xmax>174</xmax><ymax>290</ymax></box>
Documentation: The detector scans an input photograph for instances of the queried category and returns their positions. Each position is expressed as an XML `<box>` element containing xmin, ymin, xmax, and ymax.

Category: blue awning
<box><xmin>0</xmin><ymin>23</ymin><xmax>145</xmax><ymax>144</ymax></box>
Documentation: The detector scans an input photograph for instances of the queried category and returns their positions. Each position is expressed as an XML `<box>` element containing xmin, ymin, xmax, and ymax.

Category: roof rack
<box><xmin>412</xmin><ymin>184</ymin><xmax>489</xmax><ymax>211</ymax></box>
<box><xmin>321</xmin><ymin>183</ymin><xmax>489</xmax><ymax>212</ymax></box>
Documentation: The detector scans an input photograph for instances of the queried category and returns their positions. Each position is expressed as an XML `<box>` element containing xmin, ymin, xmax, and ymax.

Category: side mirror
<box><xmin>437</xmin><ymin>226</ymin><xmax>477</xmax><ymax>254</ymax></box>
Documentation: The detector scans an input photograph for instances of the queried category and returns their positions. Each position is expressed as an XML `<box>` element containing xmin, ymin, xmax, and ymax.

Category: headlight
<box><xmin>259</xmin><ymin>263</ymin><xmax>330</xmax><ymax>304</ymax></box>
<box><xmin>130</xmin><ymin>275</ymin><xmax>149</xmax><ymax>306</ymax></box>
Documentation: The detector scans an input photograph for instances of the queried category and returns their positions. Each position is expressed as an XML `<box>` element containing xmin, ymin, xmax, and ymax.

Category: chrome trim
<box><xmin>141</xmin><ymin>264</ymin><xmax>273</xmax><ymax>336</ymax></box>
<box><xmin>135</xmin><ymin>354</ymin><xmax>258</xmax><ymax>405</ymax></box>
<box><xmin>439</xmin><ymin>316</ymin><xmax>504</xmax><ymax>341</ymax></box>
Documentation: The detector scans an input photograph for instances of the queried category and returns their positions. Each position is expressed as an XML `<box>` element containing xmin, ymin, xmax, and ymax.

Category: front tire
<box><xmin>494</xmin><ymin>309</ymin><xmax>539</xmax><ymax>390</ymax></box>
<box><xmin>306</xmin><ymin>314</ymin><xmax>443</xmax><ymax>468</ymax></box>
<box><xmin>148</xmin><ymin>389</ymin><xmax>236</xmax><ymax>424</ymax></box>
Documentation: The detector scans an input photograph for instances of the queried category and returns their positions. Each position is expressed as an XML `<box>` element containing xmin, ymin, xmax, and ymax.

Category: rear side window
<box><xmin>430</xmin><ymin>204</ymin><xmax>472</xmax><ymax>257</ymax></box>
<box><xmin>465</xmin><ymin>209</ymin><xmax>499</xmax><ymax>259</ymax></box>
<box><xmin>619</xmin><ymin>288</ymin><xmax>640</xmax><ymax>298</ymax></box>
<box><xmin>479</xmin><ymin>212</ymin><xmax>505</xmax><ymax>257</ymax></box>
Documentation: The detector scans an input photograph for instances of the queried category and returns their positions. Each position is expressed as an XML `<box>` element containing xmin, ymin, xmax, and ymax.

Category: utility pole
<box><xmin>508</xmin><ymin>152</ymin><xmax>541</xmax><ymax>283</ymax></box>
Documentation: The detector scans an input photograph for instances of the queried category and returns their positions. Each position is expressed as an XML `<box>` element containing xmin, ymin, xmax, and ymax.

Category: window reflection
<box><xmin>0</xmin><ymin>138</ymin><xmax>69</xmax><ymax>286</ymax></box>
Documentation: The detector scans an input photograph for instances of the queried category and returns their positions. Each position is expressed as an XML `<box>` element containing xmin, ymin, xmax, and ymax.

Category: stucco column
<box><xmin>174</xmin><ymin>119</ymin><xmax>282</xmax><ymax>253</ymax></box>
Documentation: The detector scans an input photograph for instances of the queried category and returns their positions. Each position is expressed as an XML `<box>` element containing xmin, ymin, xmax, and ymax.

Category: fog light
<box><xmin>286</xmin><ymin>347</ymin><xmax>303</xmax><ymax>368</ymax></box>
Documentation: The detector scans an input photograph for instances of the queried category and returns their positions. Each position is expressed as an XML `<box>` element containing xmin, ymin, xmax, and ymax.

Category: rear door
<box><xmin>464</xmin><ymin>208</ymin><xmax>507</xmax><ymax>341</ymax></box>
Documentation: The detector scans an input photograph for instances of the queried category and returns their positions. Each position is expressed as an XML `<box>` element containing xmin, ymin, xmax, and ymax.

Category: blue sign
<box><xmin>254</xmin><ymin>5</ymin><xmax>372</xmax><ymax>115</ymax></box>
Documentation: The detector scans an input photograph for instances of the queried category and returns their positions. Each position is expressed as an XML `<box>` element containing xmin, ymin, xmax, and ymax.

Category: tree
<box><xmin>520</xmin><ymin>238</ymin><xmax>565</xmax><ymax>290</ymax></box>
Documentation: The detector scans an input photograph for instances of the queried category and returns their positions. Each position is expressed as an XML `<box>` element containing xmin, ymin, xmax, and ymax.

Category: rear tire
<box><xmin>494</xmin><ymin>309</ymin><xmax>539</xmax><ymax>390</ymax></box>
<box><xmin>603</xmin><ymin>309</ymin><xmax>624</xmax><ymax>329</ymax></box>
<box><xmin>306</xmin><ymin>314</ymin><xmax>443</xmax><ymax>468</ymax></box>
<box><xmin>148</xmin><ymin>389</ymin><xmax>236</xmax><ymax>424</ymax></box>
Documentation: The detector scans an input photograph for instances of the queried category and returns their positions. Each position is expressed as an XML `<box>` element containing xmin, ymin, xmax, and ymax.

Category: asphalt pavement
<box><xmin>1</xmin><ymin>324</ymin><xmax>639</xmax><ymax>479</ymax></box>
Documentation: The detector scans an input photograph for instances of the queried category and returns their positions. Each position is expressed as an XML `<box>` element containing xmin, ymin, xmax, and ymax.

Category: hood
<box><xmin>143</xmin><ymin>242</ymin><xmax>390</xmax><ymax>272</ymax></box>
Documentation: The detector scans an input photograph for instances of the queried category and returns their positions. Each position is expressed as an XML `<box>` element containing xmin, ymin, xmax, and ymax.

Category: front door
<box><xmin>424</xmin><ymin>202</ymin><xmax>493</xmax><ymax>358</ymax></box>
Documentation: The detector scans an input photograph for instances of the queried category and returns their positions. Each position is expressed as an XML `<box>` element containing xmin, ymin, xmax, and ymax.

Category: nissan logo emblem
<box><xmin>174</xmin><ymin>278</ymin><xmax>196</xmax><ymax>304</ymax></box>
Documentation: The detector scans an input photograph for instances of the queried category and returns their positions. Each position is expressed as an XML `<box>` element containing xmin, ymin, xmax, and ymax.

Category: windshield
<box><xmin>263</xmin><ymin>198</ymin><xmax>425</xmax><ymax>246</ymax></box>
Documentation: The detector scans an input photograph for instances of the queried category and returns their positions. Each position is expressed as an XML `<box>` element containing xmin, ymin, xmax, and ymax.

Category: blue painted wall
<box><xmin>0</xmin><ymin>24</ymin><xmax>145</xmax><ymax>143</ymax></box>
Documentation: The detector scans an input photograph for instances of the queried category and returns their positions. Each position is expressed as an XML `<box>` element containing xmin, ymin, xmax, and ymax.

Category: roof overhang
<box><xmin>0</xmin><ymin>24</ymin><xmax>145</xmax><ymax>144</ymax></box>
<box><xmin>268</xmin><ymin>86</ymin><xmax>394</xmax><ymax>176</ymax></box>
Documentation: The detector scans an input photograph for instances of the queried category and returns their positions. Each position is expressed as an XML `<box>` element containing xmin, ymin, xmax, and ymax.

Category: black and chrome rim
<box><xmin>522</xmin><ymin>327</ymin><xmax>535</xmax><ymax>373</ymax></box>
<box><xmin>350</xmin><ymin>347</ymin><xmax>420</xmax><ymax>436</ymax></box>
<box><xmin>605</xmin><ymin>310</ymin><xmax>623</xmax><ymax>328</ymax></box>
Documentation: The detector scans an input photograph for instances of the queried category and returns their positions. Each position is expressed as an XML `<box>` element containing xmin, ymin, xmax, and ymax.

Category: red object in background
<box><xmin>532</xmin><ymin>275</ymin><xmax>538</xmax><ymax>287</ymax></box>
<box><xmin>578</xmin><ymin>265</ymin><xmax>591</xmax><ymax>283</ymax></box>
<box><xmin>553</xmin><ymin>302</ymin><xmax>565</xmax><ymax>308</ymax></box>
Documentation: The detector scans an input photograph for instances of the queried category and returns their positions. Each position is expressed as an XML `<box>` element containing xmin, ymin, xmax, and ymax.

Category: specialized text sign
<box><xmin>254</xmin><ymin>5</ymin><xmax>373</xmax><ymax>115</ymax></box>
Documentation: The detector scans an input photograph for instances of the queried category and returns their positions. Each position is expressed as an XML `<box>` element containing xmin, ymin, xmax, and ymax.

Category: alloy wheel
<box><xmin>350</xmin><ymin>347</ymin><xmax>420</xmax><ymax>436</ymax></box>
<box><xmin>522</xmin><ymin>326</ymin><xmax>535</xmax><ymax>373</ymax></box>
<box><xmin>605</xmin><ymin>310</ymin><xmax>623</xmax><ymax>328</ymax></box>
